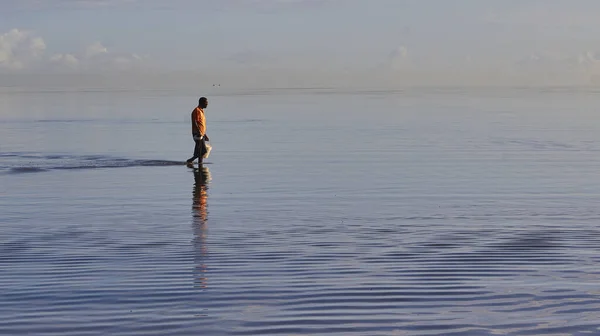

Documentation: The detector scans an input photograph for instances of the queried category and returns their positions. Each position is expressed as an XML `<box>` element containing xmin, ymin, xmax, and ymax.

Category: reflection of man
<box><xmin>192</xmin><ymin>166</ymin><xmax>211</xmax><ymax>288</ymax></box>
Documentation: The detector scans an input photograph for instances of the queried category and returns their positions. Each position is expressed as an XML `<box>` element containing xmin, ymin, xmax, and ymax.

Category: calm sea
<box><xmin>2</xmin><ymin>87</ymin><xmax>600</xmax><ymax>335</ymax></box>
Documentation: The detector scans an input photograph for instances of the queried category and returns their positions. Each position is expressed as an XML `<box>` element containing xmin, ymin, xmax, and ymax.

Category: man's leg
<box><xmin>187</xmin><ymin>139</ymin><xmax>202</xmax><ymax>163</ymax></box>
<box><xmin>197</xmin><ymin>139</ymin><xmax>206</xmax><ymax>164</ymax></box>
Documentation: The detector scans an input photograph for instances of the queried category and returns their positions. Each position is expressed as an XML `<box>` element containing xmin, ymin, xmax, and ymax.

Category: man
<box><xmin>187</xmin><ymin>97</ymin><xmax>210</xmax><ymax>165</ymax></box>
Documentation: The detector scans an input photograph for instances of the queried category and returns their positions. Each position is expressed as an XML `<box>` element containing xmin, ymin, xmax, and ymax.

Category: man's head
<box><xmin>198</xmin><ymin>97</ymin><xmax>208</xmax><ymax>109</ymax></box>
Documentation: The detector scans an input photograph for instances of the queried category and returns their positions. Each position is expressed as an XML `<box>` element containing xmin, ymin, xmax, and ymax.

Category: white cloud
<box><xmin>29</xmin><ymin>37</ymin><xmax>47</xmax><ymax>57</ymax></box>
<box><xmin>77</xmin><ymin>43</ymin><xmax>146</xmax><ymax>71</ymax></box>
<box><xmin>109</xmin><ymin>53</ymin><xmax>146</xmax><ymax>70</ymax></box>
<box><xmin>0</xmin><ymin>29</ymin><xmax>46</xmax><ymax>70</ymax></box>
<box><xmin>508</xmin><ymin>48</ymin><xmax>600</xmax><ymax>85</ymax></box>
<box><xmin>85</xmin><ymin>42</ymin><xmax>108</xmax><ymax>58</ymax></box>
<box><xmin>49</xmin><ymin>53</ymin><xmax>80</xmax><ymax>69</ymax></box>
<box><xmin>574</xmin><ymin>51</ymin><xmax>600</xmax><ymax>83</ymax></box>
<box><xmin>0</xmin><ymin>29</ymin><xmax>147</xmax><ymax>73</ymax></box>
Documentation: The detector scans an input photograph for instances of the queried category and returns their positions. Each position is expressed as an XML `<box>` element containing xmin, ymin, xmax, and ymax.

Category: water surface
<box><xmin>2</xmin><ymin>88</ymin><xmax>600</xmax><ymax>335</ymax></box>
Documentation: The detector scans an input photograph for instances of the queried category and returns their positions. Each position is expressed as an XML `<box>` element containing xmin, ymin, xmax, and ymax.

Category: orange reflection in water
<box><xmin>192</xmin><ymin>165</ymin><xmax>211</xmax><ymax>289</ymax></box>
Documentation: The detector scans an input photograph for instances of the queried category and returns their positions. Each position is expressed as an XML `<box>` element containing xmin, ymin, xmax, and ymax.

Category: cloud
<box><xmin>95</xmin><ymin>52</ymin><xmax>147</xmax><ymax>71</ymax></box>
<box><xmin>85</xmin><ymin>42</ymin><xmax>108</xmax><ymax>58</ymax></box>
<box><xmin>574</xmin><ymin>51</ymin><xmax>600</xmax><ymax>83</ymax></box>
<box><xmin>508</xmin><ymin>48</ymin><xmax>600</xmax><ymax>85</ymax></box>
<box><xmin>49</xmin><ymin>41</ymin><xmax>147</xmax><ymax>72</ymax></box>
<box><xmin>0</xmin><ymin>29</ymin><xmax>46</xmax><ymax>70</ymax></box>
<box><xmin>0</xmin><ymin>29</ymin><xmax>146</xmax><ymax>73</ymax></box>
<box><xmin>49</xmin><ymin>53</ymin><xmax>80</xmax><ymax>69</ymax></box>
<box><xmin>82</xmin><ymin>45</ymin><xmax>146</xmax><ymax>71</ymax></box>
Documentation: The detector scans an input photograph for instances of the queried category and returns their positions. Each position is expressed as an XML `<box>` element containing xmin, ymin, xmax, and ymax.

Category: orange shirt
<box><xmin>191</xmin><ymin>107</ymin><xmax>206</xmax><ymax>135</ymax></box>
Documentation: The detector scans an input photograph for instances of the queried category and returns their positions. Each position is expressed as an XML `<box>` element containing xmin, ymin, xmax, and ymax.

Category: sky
<box><xmin>2</xmin><ymin>0</ymin><xmax>600</xmax><ymax>87</ymax></box>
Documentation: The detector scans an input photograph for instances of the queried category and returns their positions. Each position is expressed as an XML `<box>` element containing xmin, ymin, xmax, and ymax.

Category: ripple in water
<box><xmin>192</xmin><ymin>222</ymin><xmax>600</xmax><ymax>336</ymax></box>
<box><xmin>2</xmin><ymin>176</ymin><xmax>600</xmax><ymax>335</ymax></box>
<box><xmin>1</xmin><ymin>152</ymin><xmax>186</xmax><ymax>174</ymax></box>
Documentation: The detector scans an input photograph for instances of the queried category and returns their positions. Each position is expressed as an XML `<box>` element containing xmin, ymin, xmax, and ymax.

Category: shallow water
<box><xmin>2</xmin><ymin>88</ymin><xmax>600</xmax><ymax>335</ymax></box>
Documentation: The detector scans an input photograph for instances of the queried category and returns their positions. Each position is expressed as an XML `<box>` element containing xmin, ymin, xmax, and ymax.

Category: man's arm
<box><xmin>197</xmin><ymin>110</ymin><xmax>207</xmax><ymax>139</ymax></box>
<box><xmin>197</xmin><ymin>117</ymin><xmax>205</xmax><ymax>137</ymax></box>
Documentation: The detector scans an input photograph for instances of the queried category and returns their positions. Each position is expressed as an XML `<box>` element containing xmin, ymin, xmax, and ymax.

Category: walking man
<box><xmin>187</xmin><ymin>97</ymin><xmax>210</xmax><ymax>165</ymax></box>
